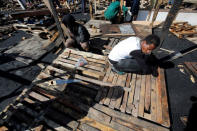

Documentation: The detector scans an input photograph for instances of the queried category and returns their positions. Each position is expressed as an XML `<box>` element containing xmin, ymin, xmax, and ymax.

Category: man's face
<box><xmin>141</xmin><ymin>41</ymin><xmax>156</xmax><ymax>55</ymax></box>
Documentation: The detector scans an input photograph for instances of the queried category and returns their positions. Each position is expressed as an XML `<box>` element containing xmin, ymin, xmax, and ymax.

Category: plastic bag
<box><xmin>75</xmin><ymin>57</ymin><xmax>88</xmax><ymax>68</ymax></box>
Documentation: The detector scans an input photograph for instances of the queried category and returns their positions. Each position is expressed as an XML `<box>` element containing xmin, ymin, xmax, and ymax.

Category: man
<box><xmin>62</xmin><ymin>14</ymin><xmax>90</xmax><ymax>51</ymax></box>
<box><xmin>104</xmin><ymin>0</ymin><xmax>128</xmax><ymax>23</ymax></box>
<box><xmin>130</xmin><ymin>0</ymin><xmax>140</xmax><ymax>21</ymax></box>
<box><xmin>108</xmin><ymin>35</ymin><xmax>160</xmax><ymax>75</ymax></box>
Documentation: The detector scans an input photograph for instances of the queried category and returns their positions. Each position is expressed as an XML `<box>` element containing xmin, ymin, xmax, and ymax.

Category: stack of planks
<box><xmin>169</xmin><ymin>22</ymin><xmax>197</xmax><ymax>38</ymax></box>
<box><xmin>0</xmin><ymin>45</ymin><xmax>170</xmax><ymax>130</ymax></box>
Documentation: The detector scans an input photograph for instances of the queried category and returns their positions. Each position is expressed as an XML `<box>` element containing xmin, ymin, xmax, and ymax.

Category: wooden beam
<box><xmin>160</xmin><ymin>0</ymin><xmax>183</xmax><ymax>47</ymax></box>
<box><xmin>150</xmin><ymin>0</ymin><xmax>163</xmax><ymax>28</ymax></box>
<box><xmin>43</xmin><ymin>0</ymin><xmax>66</xmax><ymax>44</ymax></box>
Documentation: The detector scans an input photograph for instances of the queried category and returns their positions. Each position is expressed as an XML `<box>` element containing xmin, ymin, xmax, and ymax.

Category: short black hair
<box><xmin>143</xmin><ymin>34</ymin><xmax>160</xmax><ymax>47</ymax></box>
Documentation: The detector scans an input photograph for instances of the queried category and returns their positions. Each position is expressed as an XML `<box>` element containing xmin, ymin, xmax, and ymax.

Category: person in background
<box><xmin>104</xmin><ymin>0</ymin><xmax>128</xmax><ymax>23</ymax></box>
<box><xmin>108</xmin><ymin>34</ymin><xmax>160</xmax><ymax>76</ymax></box>
<box><xmin>62</xmin><ymin>14</ymin><xmax>90</xmax><ymax>51</ymax></box>
<box><xmin>130</xmin><ymin>0</ymin><xmax>140</xmax><ymax>21</ymax></box>
<box><xmin>52</xmin><ymin>0</ymin><xmax>62</xmax><ymax>8</ymax></box>
<box><xmin>81</xmin><ymin>0</ymin><xmax>86</xmax><ymax>13</ymax></box>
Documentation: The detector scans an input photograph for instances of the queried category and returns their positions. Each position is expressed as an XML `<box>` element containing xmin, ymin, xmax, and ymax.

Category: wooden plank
<box><xmin>60</xmin><ymin>55</ymin><xmax>105</xmax><ymax>68</ymax></box>
<box><xmin>110</xmin><ymin>120</ymin><xmax>131</xmax><ymax>131</ymax></box>
<box><xmin>145</xmin><ymin>75</ymin><xmax>151</xmax><ymax>113</ymax></box>
<box><xmin>109</xmin><ymin>86</ymin><xmax>120</xmax><ymax>109</ymax></box>
<box><xmin>138</xmin><ymin>75</ymin><xmax>146</xmax><ymax>118</ymax></box>
<box><xmin>93</xmin><ymin>104</ymin><xmax>169</xmax><ymax>131</ymax></box>
<box><xmin>185</xmin><ymin>62</ymin><xmax>197</xmax><ymax>76</ymax></box>
<box><xmin>112</xmin><ymin>117</ymin><xmax>146</xmax><ymax>131</ymax></box>
<box><xmin>120</xmin><ymin>73</ymin><xmax>132</xmax><ymax>112</ymax></box>
<box><xmin>156</xmin><ymin>70</ymin><xmax>163</xmax><ymax>124</ymax></box>
<box><xmin>150</xmin><ymin>75</ymin><xmax>157</xmax><ymax>122</ymax></box>
<box><xmin>32</xmin><ymin>87</ymin><xmax>56</xmax><ymax>99</ymax></box>
<box><xmin>63</xmin><ymin>48</ymin><xmax>106</xmax><ymax>60</ymax></box>
<box><xmin>159</xmin><ymin>68</ymin><xmax>170</xmax><ymax>128</ymax></box>
<box><xmin>160</xmin><ymin>0</ymin><xmax>184</xmax><ymax>46</ymax></box>
<box><xmin>132</xmin><ymin>74</ymin><xmax>142</xmax><ymax>117</ymax></box>
<box><xmin>61</xmin><ymin>53</ymin><xmax>106</xmax><ymax>65</ymax></box>
<box><xmin>106</xmin><ymin>69</ymin><xmax>115</xmax><ymax>83</ymax></box>
<box><xmin>103</xmin><ymin>66</ymin><xmax>112</xmax><ymax>83</ymax></box>
<box><xmin>79</xmin><ymin>123</ymin><xmax>100</xmax><ymax>131</ymax></box>
<box><xmin>43</xmin><ymin>0</ymin><xmax>65</xmax><ymax>43</ymax></box>
<box><xmin>28</xmin><ymin>91</ymin><xmax>50</xmax><ymax>102</ymax></box>
<box><xmin>103</xmin><ymin>73</ymin><xmax>118</xmax><ymax>106</ymax></box>
<box><xmin>126</xmin><ymin>74</ymin><xmax>136</xmax><ymax>114</ymax></box>
<box><xmin>79</xmin><ymin>117</ymin><xmax>115</xmax><ymax>131</ymax></box>
<box><xmin>57</xmin><ymin>57</ymin><xmax>104</xmax><ymax>72</ymax></box>
<box><xmin>114</xmin><ymin>74</ymin><xmax>127</xmax><ymax>110</ymax></box>
<box><xmin>53</xmin><ymin>60</ymin><xmax>104</xmax><ymax>78</ymax></box>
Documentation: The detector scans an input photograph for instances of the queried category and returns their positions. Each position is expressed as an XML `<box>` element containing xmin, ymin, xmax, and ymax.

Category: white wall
<box><xmin>137</xmin><ymin>10</ymin><xmax>197</xmax><ymax>25</ymax></box>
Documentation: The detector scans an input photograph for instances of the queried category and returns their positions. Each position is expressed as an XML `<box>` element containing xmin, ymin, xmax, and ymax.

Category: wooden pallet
<box><xmin>169</xmin><ymin>22</ymin><xmax>197</xmax><ymax>38</ymax></box>
<box><xmin>96</xmin><ymin>66</ymin><xmax>171</xmax><ymax>128</ymax></box>
<box><xmin>33</xmin><ymin>48</ymin><xmax>109</xmax><ymax>92</ymax></box>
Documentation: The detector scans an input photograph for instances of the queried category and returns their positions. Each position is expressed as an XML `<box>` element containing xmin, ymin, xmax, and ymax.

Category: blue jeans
<box><xmin>67</xmin><ymin>0</ymin><xmax>74</xmax><ymax>3</ymax></box>
<box><xmin>81</xmin><ymin>0</ymin><xmax>86</xmax><ymax>13</ymax></box>
<box><xmin>130</xmin><ymin>0</ymin><xmax>140</xmax><ymax>15</ymax></box>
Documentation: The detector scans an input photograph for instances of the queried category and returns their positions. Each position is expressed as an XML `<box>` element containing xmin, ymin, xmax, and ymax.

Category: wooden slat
<box><xmin>138</xmin><ymin>75</ymin><xmax>146</xmax><ymax>118</ymax></box>
<box><xmin>144</xmin><ymin>75</ymin><xmax>151</xmax><ymax>113</ymax></box>
<box><xmin>109</xmin><ymin>86</ymin><xmax>120</xmax><ymax>109</ymax></box>
<box><xmin>126</xmin><ymin>74</ymin><xmax>136</xmax><ymax>114</ymax></box>
<box><xmin>114</xmin><ymin>74</ymin><xmax>127</xmax><ymax>110</ymax></box>
<box><xmin>156</xmin><ymin>71</ymin><xmax>163</xmax><ymax>124</ymax></box>
<box><xmin>64</xmin><ymin>48</ymin><xmax>106</xmax><ymax>60</ymax></box>
<box><xmin>78</xmin><ymin>123</ymin><xmax>100</xmax><ymax>131</ymax></box>
<box><xmin>60</xmin><ymin>55</ymin><xmax>105</xmax><ymax>67</ymax></box>
<box><xmin>79</xmin><ymin>117</ymin><xmax>115</xmax><ymax>131</ymax></box>
<box><xmin>103</xmin><ymin>66</ymin><xmax>112</xmax><ymax>82</ymax></box>
<box><xmin>112</xmin><ymin>117</ymin><xmax>145</xmax><ymax>131</ymax></box>
<box><xmin>61</xmin><ymin>52</ymin><xmax>107</xmax><ymax>65</ymax></box>
<box><xmin>132</xmin><ymin>74</ymin><xmax>142</xmax><ymax>117</ymax></box>
<box><xmin>103</xmin><ymin>73</ymin><xmax>118</xmax><ymax>106</ymax></box>
<box><xmin>57</xmin><ymin>57</ymin><xmax>104</xmax><ymax>72</ymax></box>
<box><xmin>29</xmin><ymin>91</ymin><xmax>50</xmax><ymax>102</ymax></box>
<box><xmin>150</xmin><ymin>75</ymin><xmax>157</xmax><ymax>122</ymax></box>
<box><xmin>53</xmin><ymin>60</ymin><xmax>104</xmax><ymax>78</ymax></box>
<box><xmin>120</xmin><ymin>73</ymin><xmax>132</xmax><ymax>112</ymax></box>
<box><xmin>159</xmin><ymin>68</ymin><xmax>170</xmax><ymax>128</ymax></box>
